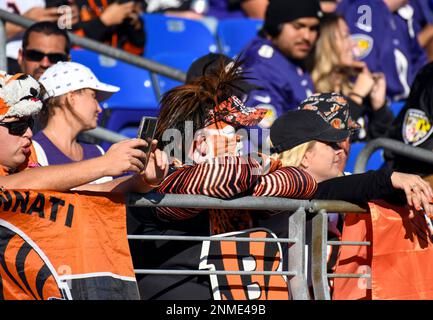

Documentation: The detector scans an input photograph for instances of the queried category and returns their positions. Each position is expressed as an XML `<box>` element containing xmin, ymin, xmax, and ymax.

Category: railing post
<box><xmin>354</xmin><ymin>138</ymin><xmax>433</xmax><ymax>173</ymax></box>
<box><xmin>83</xmin><ymin>126</ymin><xmax>128</xmax><ymax>143</ymax></box>
<box><xmin>0</xmin><ymin>19</ymin><xmax>7</xmax><ymax>72</ymax></box>
<box><xmin>311</xmin><ymin>209</ymin><xmax>331</xmax><ymax>300</ymax></box>
<box><xmin>150</xmin><ymin>71</ymin><xmax>162</xmax><ymax>102</ymax></box>
<box><xmin>288</xmin><ymin>207</ymin><xmax>310</xmax><ymax>300</ymax></box>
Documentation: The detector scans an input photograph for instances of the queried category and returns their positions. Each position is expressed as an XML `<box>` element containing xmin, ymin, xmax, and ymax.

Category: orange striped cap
<box><xmin>207</xmin><ymin>95</ymin><xmax>267</xmax><ymax>127</ymax></box>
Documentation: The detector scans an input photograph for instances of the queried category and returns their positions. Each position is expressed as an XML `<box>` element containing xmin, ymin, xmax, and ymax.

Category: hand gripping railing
<box><xmin>126</xmin><ymin>193</ymin><xmax>369</xmax><ymax>300</ymax></box>
<box><xmin>354</xmin><ymin>138</ymin><xmax>433</xmax><ymax>174</ymax></box>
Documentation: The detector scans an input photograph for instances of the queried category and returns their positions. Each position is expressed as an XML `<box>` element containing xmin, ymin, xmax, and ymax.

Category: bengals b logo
<box><xmin>199</xmin><ymin>228</ymin><xmax>289</xmax><ymax>300</ymax></box>
<box><xmin>0</xmin><ymin>219</ymin><xmax>71</xmax><ymax>300</ymax></box>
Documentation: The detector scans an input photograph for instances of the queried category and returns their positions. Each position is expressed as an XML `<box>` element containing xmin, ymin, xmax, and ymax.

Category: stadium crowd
<box><xmin>2</xmin><ymin>0</ymin><xmax>433</xmax><ymax>300</ymax></box>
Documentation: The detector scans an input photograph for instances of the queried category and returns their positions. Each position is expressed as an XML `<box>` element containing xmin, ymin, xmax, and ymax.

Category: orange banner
<box><xmin>0</xmin><ymin>189</ymin><xmax>139</xmax><ymax>300</ymax></box>
<box><xmin>333</xmin><ymin>201</ymin><xmax>433</xmax><ymax>300</ymax></box>
<box><xmin>332</xmin><ymin>212</ymin><xmax>372</xmax><ymax>300</ymax></box>
<box><xmin>369</xmin><ymin>201</ymin><xmax>433</xmax><ymax>299</ymax></box>
<box><xmin>199</xmin><ymin>229</ymin><xmax>290</xmax><ymax>300</ymax></box>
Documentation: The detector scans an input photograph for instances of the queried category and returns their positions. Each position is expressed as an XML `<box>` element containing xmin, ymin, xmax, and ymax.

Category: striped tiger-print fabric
<box><xmin>155</xmin><ymin>156</ymin><xmax>262</xmax><ymax>221</ymax></box>
<box><xmin>252</xmin><ymin>166</ymin><xmax>317</xmax><ymax>218</ymax></box>
<box><xmin>155</xmin><ymin>156</ymin><xmax>317</xmax><ymax>224</ymax></box>
<box><xmin>253</xmin><ymin>166</ymin><xmax>317</xmax><ymax>198</ymax></box>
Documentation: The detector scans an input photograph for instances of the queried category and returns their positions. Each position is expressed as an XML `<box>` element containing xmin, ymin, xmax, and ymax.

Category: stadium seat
<box><xmin>344</xmin><ymin>141</ymin><xmax>385</xmax><ymax>173</ymax></box>
<box><xmin>118</xmin><ymin>126</ymin><xmax>140</xmax><ymax>138</ymax></box>
<box><xmin>71</xmin><ymin>48</ymin><xmax>159</xmax><ymax>123</ymax></box>
<box><xmin>150</xmin><ymin>52</ymin><xmax>197</xmax><ymax>95</ymax></box>
<box><xmin>216</xmin><ymin>18</ymin><xmax>263</xmax><ymax>57</ymax></box>
<box><xmin>143</xmin><ymin>14</ymin><xmax>218</xmax><ymax>58</ymax></box>
<box><xmin>390</xmin><ymin>101</ymin><xmax>406</xmax><ymax>117</ymax></box>
<box><xmin>71</xmin><ymin>49</ymin><xmax>160</xmax><ymax>149</ymax></box>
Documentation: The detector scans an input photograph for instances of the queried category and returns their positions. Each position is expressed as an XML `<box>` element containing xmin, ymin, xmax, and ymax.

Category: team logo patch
<box><xmin>351</xmin><ymin>34</ymin><xmax>374</xmax><ymax>59</ymax></box>
<box><xmin>258</xmin><ymin>45</ymin><xmax>274</xmax><ymax>59</ymax></box>
<box><xmin>402</xmin><ymin>109</ymin><xmax>433</xmax><ymax>146</ymax></box>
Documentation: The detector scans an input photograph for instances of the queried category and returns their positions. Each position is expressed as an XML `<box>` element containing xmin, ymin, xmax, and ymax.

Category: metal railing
<box><xmin>0</xmin><ymin>10</ymin><xmax>380</xmax><ymax>300</ymax></box>
<box><xmin>126</xmin><ymin>193</ymin><xmax>369</xmax><ymax>300</ymax></box>
<box><xmin>354</xmin><ymin>138</ymin><xmax>433</xmax><ymax>173</ymax></box>
<box><xmin>0</xmin><ymin>9</ymin><xmax>187</xmax><ymax>144</ymax></box>
<box><xmin>0</xmin><ymin>9</ymin><xmax>186</xmax><ymax>81</ymax></box>
<box><xmin>84</xmin><ymin>127</ymin><xmax>128</xmax><ymax>144</ymax></box>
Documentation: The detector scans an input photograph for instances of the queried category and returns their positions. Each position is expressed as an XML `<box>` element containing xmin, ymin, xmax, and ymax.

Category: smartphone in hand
<box><xmin>137</xmin><ymin>116</ymin><xmax>158</xmax><ymax>171</ymax></box>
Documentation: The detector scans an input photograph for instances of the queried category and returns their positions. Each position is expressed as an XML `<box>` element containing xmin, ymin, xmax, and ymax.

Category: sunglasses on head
<box><xmin>24</xmin><ymin>49</ymin><xmax>68</xmax><ymax>64</ymax></box>
<box><xmin>0</xmin><ymin>118</ymin><xmax>34</xmax><ymax>136</ymax></box>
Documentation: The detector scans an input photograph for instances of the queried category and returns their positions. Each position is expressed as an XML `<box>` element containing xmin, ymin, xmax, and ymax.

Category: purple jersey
<box><xmin>410</xmin><ymin>0</ymin><xmax>433</xmax><ymax>34</ymax></box>
<box><xmin>207</xmin><ymin>0</ymin><xmax>245</xmax><ymax>19</ymax></box>
<box><xmin>32</xmin><ymin>131</ymin><xmax>112</xmax><ymax>184</ymax></box>
<box><xmin>341</xmin><ymin>0</ymin><xmax>427</xmax><ymax>101</ymax></box>
<box><xmin>337</xmin><ymin>0</ymin><xmax>357</xmax><ymax>13</ymax></box>
<box><xmin>241</xmin><ymin>36</ymin><xmax>314</xmax><ymax>126</ymax></box>
<box><xmin>32</xmin><ymin>131</ymin><xmax>103</xmax><ymax>165</ymax></box>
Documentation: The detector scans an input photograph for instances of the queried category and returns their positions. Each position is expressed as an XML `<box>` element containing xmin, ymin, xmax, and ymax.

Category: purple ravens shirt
<box><xmin>340</xmin><ymin>0</ymin><xmax>427</xmax><ymax>101</ymax></box>
<box><xmin>410</xmin><ymin>0</ymin><xmax>433</xmax><ymax>34</ymax></box>
<box><xmin>241</xmin><ymin>36</ymin><xmax>314</xmax><ymax>119</ymax></box>
<box><xmin>207</xmin><ymin>0</ymin><xmax>245</xmax><ymax>19</ymax></box>
<box><xmin>239</xmin><ymin>36</ymin><xmax>314</xmax><ymax>149</ymax></box>
<box><xmin>33</xmin><ymin>131</ymin><xmax>104</xmax><ymax>165</ymax></box>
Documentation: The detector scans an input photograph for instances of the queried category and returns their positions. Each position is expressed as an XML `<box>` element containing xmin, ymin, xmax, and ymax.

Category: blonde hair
<box><xmin>274</xmin><ymin>141</ymin><xmax>316</xmax><ymax>168</ymax></box>
<box><xmin>311</xmin><ymin>14</ymin><xmax>353</xmax><ymax>94</ymax></box>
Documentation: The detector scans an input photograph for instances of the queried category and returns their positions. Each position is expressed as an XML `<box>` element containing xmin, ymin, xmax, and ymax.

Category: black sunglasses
<box><xmin>0</xmin><ymin>118</ymin><xmax>34</xmax><ymax>136</ymax></box>
<box><xmin>24</xmin><ymin>49</ymin><xmax>68</xmax><ymax>64</ymax></box>
<box><xmin>324</xmin><ymin>141</ymin><xmax>342</xmax><ymax>150</ymax></box>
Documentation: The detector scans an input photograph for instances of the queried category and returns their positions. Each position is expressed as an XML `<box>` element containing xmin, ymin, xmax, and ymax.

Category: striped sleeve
<box><xmin>155</xmin><ymin>156</ymin><xmax>262</xmax><ymax>221</ymax></box>
<box><xmin>253</xmin><ymin>166</ymin><xmax>317</xmax><ymax>198</ymax></box>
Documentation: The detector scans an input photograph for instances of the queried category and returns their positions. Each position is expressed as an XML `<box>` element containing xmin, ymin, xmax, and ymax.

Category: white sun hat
<box><xmin>39</xmin><ymin>61</ymin><xmax>120</xmax><ymax>102</ymax></box>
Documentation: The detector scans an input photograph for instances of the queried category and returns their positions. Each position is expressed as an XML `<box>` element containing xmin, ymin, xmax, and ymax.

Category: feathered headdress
<box><xmin>156</xmin><ymin>58</ymin><xmax>266</xmax><ymax>142</ymax></box>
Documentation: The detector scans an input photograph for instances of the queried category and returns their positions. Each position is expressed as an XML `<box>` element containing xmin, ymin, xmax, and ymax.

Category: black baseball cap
<box><xmin>270</xmin><ymin>109</ymin><xmax>350</xmax><ymax>153</ymax></box>
<box><xmin>186</xmin><ymin>53</ymin><xmax>261</xmax><ymax>95</ymax></box>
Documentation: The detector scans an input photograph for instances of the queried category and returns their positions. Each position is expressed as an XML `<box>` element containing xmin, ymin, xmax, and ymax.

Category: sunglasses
<box><xmin>324</xmin><ymin>141</ymin><xmax>342</xmax><ymax>150</ymax></box>
<box><xmin>0</xmin><ymin>118</ymin><xmax>34</xmax><ymax>136</ymax></box>
<box><xmin>24</xmin><ymin>49</ymin><xmax>68</xmax><ymax>64</ymax></box>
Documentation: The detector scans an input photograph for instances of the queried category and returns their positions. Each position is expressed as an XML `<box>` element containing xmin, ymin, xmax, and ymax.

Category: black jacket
<box><xmin>73</xmin><ymin>0</ymin><xmax>145</xmax><ymax>55</ymax></box>
<box><xmin>385</xmin><ymin>62</ymin><xmax>433</xmax><ymax>176</ymax></box>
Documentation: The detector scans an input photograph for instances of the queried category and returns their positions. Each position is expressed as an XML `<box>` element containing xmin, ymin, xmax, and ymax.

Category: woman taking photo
<box><xmin>34</xmin><ymin>61</ymin><xmax>119</xmax><ymax>183</ymax></box>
